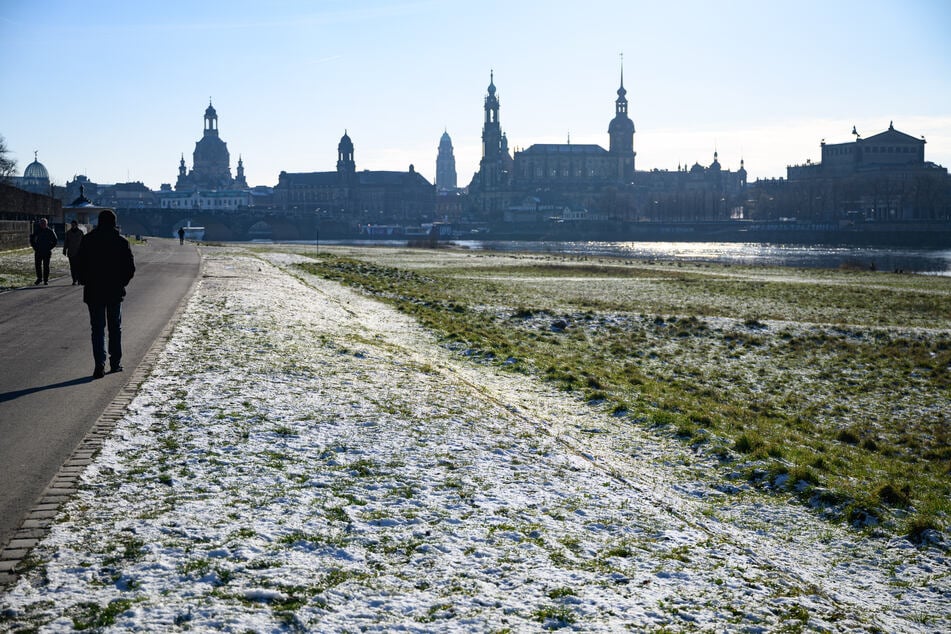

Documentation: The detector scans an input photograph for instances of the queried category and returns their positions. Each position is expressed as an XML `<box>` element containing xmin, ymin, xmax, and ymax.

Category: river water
<box><xmin>313</xmin><ymin>239</ymin><xmax>951</xmax><ymax>276</ymax></box>
<box><xmin>449</xmin><ymin>240</ymin><xmax>951</xmax><ymax>276</ymax></box>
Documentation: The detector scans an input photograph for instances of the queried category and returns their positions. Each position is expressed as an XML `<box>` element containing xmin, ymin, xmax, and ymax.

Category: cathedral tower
<box><xmin>479</xmin><ymin>71</ymin><xmax>506</xmax><ymax>189</ymax></box>
<box><xmin>608</xmin><ymin>60</ymin><xmax>636</xmax><ymax>183</ymax></box>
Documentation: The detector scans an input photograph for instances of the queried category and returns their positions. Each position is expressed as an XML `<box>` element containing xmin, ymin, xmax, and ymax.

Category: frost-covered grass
<box><xmin>0</xmin><ymin>248</ymin><xmax>70</xmax><ymax>289</ymax></box>
<box><xmin>2</xmin><ymin>245</ymin><xmax>949</xmax><ymax>632</ymax></box>
<box><xmin>291</xmin><ymin>246</ymin><xmax>951</xmax><ymax>538</ymax></box>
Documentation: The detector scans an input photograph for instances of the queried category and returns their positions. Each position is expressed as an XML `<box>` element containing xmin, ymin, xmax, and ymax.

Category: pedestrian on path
<box><xmin>63</xmin><ymin>220</ymin><xmax>85</xmax><ymax>285</ymax></box>
<box><xmin>178</xmin><ymin>226</ymin><xmax>185</xmax><ymax>245</ymax></box>
<box><xmin>30</xmin><ymin>218</ymin><xmax>58</xmax><ymax>285</ymax></box>
<box><xmin>76</xmin><ymin>209</ymin><xmax>135</xmax><ymax>379</ymax></box>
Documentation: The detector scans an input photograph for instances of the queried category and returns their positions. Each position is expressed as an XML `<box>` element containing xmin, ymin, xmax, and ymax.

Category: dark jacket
<box><xmin>63</xmin><ymin>226</ymin><xmax>85</xmax><ymax>257</ymax></box>
<box><xmin>76</xmin><ymin>226</ymin><xmax>135</xmax><ymax>305</ymax></box>
<box><xmin>30</xmin><ymin>226</ymin><xmax>58</xmax><ymax>255</ymax></box>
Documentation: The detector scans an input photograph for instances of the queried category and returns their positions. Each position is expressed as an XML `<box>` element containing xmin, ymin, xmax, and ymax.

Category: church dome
<box><xmin>609</xmin><ymin>115</ymin><xmax>635</xmax><ymax>135</ymax></box>
<box><xmin>24</xmin><ymin>157</ymin><xmax>49</xmax><ymax>180</ymax></box>
<box><xmin>339</xmin><ymin>131</ymin><xmax>354</xmax><ymax>151</ymax></box>
<box><xmin>205</xmin><ymin>102</ymin><xmax>217</xmax><ymax>118</ymax></box>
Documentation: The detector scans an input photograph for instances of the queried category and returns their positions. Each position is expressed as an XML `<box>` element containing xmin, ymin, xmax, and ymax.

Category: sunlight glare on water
<box><xmin>449</xmin><ymin>240</ymin><xmax>951</xmax><ymax>275</ymax></box>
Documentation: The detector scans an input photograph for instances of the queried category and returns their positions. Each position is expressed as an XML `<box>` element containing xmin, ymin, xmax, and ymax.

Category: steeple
<box><xmin>483</xmin><ymin>70</ymin><xmax>501</xmax><ymax>151</ymax></box>
<box><xmin>608</xmin><ymin>54</ymin><xmax>636</xmax><ymax>181</ymax></box>
<box><xmin>234</xmin><ymin>154</ymin><xmax>248</xmax><ymax>188</ymax></box>
<box><xmin>479</xmin><ymin>70</ymin><xmax>505</xmax><ymax>189</ymax></box>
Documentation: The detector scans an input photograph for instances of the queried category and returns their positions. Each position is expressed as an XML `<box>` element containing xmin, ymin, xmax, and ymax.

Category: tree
<box><xmin>0</xmin><ymin>134</ymin><xmax>17</xmax><ymax>183</ymax></box>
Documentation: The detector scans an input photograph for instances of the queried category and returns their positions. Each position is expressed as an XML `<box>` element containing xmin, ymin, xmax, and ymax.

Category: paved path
<box><xmin>0</xmin><ymin>238</ymin><xmax>200</xmax><ymax>550</ymax></box>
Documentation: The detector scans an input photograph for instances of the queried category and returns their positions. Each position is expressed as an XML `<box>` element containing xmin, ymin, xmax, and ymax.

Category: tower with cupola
<box><xmin>436</xmin><ymin>131</ymin><xmax>457</xmax><ymax>191</ymax></box>
<box><xmin>176</xmin><ymin>99</ymin><xmax>239</xmax><ymax>191</ymax></box>
<box><xmin>608</xmin><ymin>58</ymin><xmax>636</xmax><ymax>183</ymax></box>
<box><xmin>479</xmin><ymin>71</ymin><xmax>507</xmax><ymax>190</ymax></box>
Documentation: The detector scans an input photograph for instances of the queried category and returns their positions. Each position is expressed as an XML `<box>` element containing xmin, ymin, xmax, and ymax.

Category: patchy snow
<box><xmin>2</xmin><ymin>247</ymin><xmax>949</xmax><ymax>632</ymax></box>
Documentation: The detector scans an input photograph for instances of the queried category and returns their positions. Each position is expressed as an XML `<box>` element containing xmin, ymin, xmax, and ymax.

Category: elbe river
<box><xmin>324</xmin><ymin>240</ymin><xmax>951</xmax><ymax>276</ymax></box>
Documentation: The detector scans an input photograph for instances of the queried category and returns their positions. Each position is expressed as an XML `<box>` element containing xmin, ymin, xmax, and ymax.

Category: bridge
<box><xmin>112</xmin><ymin>207</ymin><xmax>330</xmax><ymax>242</ymax></box>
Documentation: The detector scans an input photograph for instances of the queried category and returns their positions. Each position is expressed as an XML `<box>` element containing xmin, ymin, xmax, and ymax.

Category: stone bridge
<box><xmin>113</xmin><ymin>208</ymin><xmax>329</xmax><ymax>242</ymax></box>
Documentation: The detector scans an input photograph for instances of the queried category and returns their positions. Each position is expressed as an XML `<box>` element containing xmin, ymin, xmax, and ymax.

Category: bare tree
<box><xmin>0</xmin><ymin>135</ymin><xmax>17</xmax><ymax>183</ymax></box>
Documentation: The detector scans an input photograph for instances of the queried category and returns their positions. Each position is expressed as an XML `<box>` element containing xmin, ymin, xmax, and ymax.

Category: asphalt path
<box><xmin>0</xmin><ymin>238</ymin><xmax>200</xmax><ymax>549</ymax></box>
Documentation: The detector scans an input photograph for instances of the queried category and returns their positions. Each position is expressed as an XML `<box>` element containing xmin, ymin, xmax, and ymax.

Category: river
<box><xmin>319</xmin><ymin>239</ymin><xmax>951</xmax><ymax>276</ymax></box>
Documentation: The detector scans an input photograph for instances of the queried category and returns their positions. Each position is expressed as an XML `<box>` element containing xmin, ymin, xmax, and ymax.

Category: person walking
<box><xmin>178</xmin><ymin>226</ymin><xmax>185</xmax><ymax>245</ymax></box>
<box><xmin>30</xmin><ymin>218</ymin><xmax>58</xmax><ymax>285</ymax></box>
<box><xmin>76</xmin><ymin>209</ymin><xmax>135</xmax><ymax>379</ymax></box>
<box><xmin>62</xmin><ymin>220</ymin><xmax>85</xmax><ymax>285</ymax></box>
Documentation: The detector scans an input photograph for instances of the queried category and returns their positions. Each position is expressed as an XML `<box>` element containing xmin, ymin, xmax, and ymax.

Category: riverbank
<box><xmin>1</xmin><ymin>244</ymin><xmax>948</xmax><ymax>631</ymax></box>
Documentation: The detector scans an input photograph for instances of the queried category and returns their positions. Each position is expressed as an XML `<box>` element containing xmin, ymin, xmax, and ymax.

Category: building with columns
<box><xmin>748</xmin><ymin>122</ymin><xmax>950</xmax><ymax>221</ymax></box>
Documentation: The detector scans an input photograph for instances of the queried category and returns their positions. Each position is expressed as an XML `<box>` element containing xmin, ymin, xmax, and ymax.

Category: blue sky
<box><xmin>2</xmin><ymin>0</ymin><xmax>949</xmax><ymax>190</ymax></box>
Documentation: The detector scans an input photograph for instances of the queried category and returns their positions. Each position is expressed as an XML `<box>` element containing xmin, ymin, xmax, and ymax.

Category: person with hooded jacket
<box><xmin>76</xmin><ymin>209</ymin><xmax>135</xmax><ymax>379</ymax></box>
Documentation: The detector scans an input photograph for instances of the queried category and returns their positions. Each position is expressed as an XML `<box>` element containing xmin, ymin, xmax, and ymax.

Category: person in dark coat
<box><xmin>62</xmin><ymin>220</ymin><xmax>85</xmax><ymax>285</ymax></box>
<box><xmin>30</xmin><ymin>218</ymin><xmax>58</xmax><ymax>285</ymax></box>
<box><xmin>76</xmin><ymin>209</ymin><xmax>135</xmax><ymax>379</ymax></box>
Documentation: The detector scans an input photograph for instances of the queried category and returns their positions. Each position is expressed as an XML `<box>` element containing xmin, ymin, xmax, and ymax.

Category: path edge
<box><xmin>0</xmin><ymin>246</ymin><xmax>203</xmax><ymax>589</ymax></box>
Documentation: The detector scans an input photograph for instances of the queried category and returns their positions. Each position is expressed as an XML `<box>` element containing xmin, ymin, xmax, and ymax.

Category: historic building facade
<box><xmin>636</xmin><ymin>154</ymin><xmax>748</xmax><ymax>221</ymax></box>
<box><xmin>273</xmin><ymin>131</ymin><xmax>435</xmax><ymax>229</ymax></box>
<box><xmin>467</xmin><ymin>67</ymin><xmax>748</xmax><ymax>224</ymax></box>
<box><xmin>748</xmin><ymin>122</ymin><xmax>950</xmax><ymax>221</ymax></box>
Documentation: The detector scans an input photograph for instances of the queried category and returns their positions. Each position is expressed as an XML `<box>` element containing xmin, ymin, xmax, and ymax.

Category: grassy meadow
<box><xmin>285</xmin><ymin>245</ymin><xmax>951</xmax><ymax>540</ymax></box>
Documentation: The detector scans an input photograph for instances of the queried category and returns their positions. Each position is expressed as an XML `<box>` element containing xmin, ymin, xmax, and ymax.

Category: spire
<box><xmin>608</xmin><ymin>54</ymin><xmax>635</xmax><ymax>164</ymax></box>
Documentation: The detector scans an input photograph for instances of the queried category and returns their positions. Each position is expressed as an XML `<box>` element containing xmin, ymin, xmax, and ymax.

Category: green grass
<box><xmin>292</xmin><ymin>249</ymin><xmax>951</xmax><ymax>539</ymax></box>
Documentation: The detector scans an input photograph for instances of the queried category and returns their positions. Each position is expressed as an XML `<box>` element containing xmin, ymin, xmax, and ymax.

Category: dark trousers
<box><xmin>67</xmin><ymin>254</ymin><xmax>80</xmax><ymax>283</ymax></box>
<box><xmin>88</xmin><ymin>302</ymin><xmax>122</xmax><ymax>369</ymax></box>
<box><xmin>34</xmin><ymin>251</ymin><xmax>51</xmax><ymax>282</ymax></box>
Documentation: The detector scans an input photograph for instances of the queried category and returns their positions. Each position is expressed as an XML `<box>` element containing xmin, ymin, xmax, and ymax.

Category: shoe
<box><xmin>93</xmin><ymin>365</ymin><xmax>105</xmax><ymax>379</ymax></box>
<box><xmin>43</xmin><ymin>280</ymin><xmax>48</xmax><ymax>285</ymax></box>
<box><xmin>34</xmin><ymin>279</ymin><xmax>41</xmax><ymax>285</ymax></box>
<box><xmin>110</xmin><ymin>365</ymin><xmax>123</xmax><ymax>373</ymax></box>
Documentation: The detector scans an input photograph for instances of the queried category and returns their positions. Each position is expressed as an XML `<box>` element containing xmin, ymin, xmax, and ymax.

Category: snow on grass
<box><xmin>2</xmin><ymin>247</ymin><xmax>948</xmax><ymax>632</ymax></box>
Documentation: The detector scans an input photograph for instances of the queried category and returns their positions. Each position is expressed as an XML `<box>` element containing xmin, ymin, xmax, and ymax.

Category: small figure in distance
<box><xmin>76</xmin><ymin>209</ymin><xmax>135</xmax><ymax>379</ymax></box>
<box><xmin>63</xmin><ymin>219</ymin><xmax>85</xmax><ymax>285</ymax></box>
<box><xmin>178</xmin><ymin>226</ymin><xmax>185</xmax><ymax>245</ymax></box>
<box><xmin>30</xmin><ymin>217</ymin><xmax>58</xmax><ymax>285</ymax></box>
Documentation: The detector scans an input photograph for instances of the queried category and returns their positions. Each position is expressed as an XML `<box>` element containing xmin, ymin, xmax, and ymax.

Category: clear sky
<box><xmin>2</xmin><ymin>0</ymin><xmax>950</xmax><ymax>191</ymax></box>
